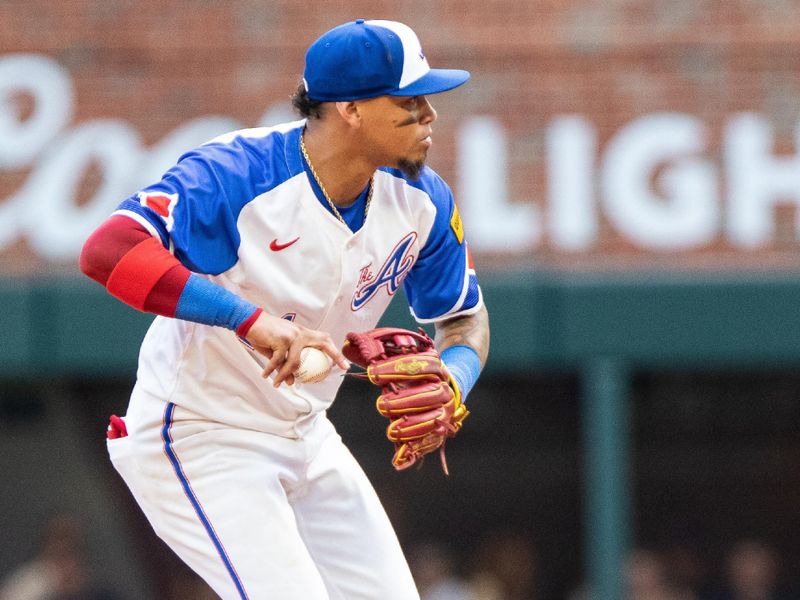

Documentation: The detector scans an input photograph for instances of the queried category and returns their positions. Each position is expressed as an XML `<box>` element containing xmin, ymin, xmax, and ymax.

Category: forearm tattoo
<box><xmin>434</xmin><ymin>304</ymin><xmax>490</xmax><ymax>367</ymax></box>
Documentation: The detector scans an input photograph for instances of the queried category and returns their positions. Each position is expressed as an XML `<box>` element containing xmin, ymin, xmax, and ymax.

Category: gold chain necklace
<box><xmin>300</xmin><ymin>132</ymin><xmax>373</xmax><ymax>225</ymax></box>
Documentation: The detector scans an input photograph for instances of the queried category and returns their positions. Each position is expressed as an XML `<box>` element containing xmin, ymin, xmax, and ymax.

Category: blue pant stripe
<box><xmin>161</xmin><ymin>403</ymin><xmax>249</xmax><ymax>600</ymax></box>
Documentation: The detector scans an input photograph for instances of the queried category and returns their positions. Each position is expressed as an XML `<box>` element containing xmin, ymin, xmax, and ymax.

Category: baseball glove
<box><xmin>342</xmin><ymin>327</ymin><xmax>469</xmax><ymax>474</ymax></box>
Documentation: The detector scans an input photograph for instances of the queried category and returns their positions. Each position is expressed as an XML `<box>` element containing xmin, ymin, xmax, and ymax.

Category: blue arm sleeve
<box><xmin>175</xmin><ymin>274</ymin><xmax>258</xmax><ymax>331</ymax></box>
<box><xmin>441</xmin><ymin>345</ymin><xmax>481</xmax><ymax>401</ymax></box>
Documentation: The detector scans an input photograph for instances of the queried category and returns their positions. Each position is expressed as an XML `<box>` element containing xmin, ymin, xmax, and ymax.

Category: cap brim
<box><xmin>391</xmin><ymin>68</ymin><xmax>471</xmax><ymax>97</ymax></box>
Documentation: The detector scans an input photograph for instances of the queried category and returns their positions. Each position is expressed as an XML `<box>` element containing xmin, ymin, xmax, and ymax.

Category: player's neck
<box><xmin>302</xmin><ymin>125</ymin><xmax>375</xmax><ymax>207</ymax></box>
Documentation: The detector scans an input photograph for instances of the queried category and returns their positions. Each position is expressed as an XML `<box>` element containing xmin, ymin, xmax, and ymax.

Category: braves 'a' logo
<box><xmin>352</xmin><ymin>232</ymin><xmax>417</xmax><ymax>311</ymax></box>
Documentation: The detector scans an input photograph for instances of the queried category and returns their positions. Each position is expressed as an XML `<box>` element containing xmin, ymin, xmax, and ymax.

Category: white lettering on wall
<box><xmin>601</xmin><ymin>113</ymin><xmax>718</xmax><ymax>250</ymax></box>
<box><xmin>0</xmin><ymin>54</ymin><xmax>74</xmax><ymax>168</ymax></box>
<box><xmin>725</xmin><ymin>113</ymin><xmax>800</xmax><ymax>248</ymax></box>
<box><xmin>457</xmin><ymin>116</ymin><xmax>539</xmax><ymax>252</ymax></box>
<box><xmin>0</xmin><ymin>54</ymin><xmax>240</xmax><ymax>262</ymax></box>
<box><xmin>546</xmin><ymin>116</ymin><xmax>597</xmax><ymax>252</ymax></box>
<box><xmin>27</xmin><ymin>120</ymin><xmax>141</xmax><ymax>259</ymax></box>
<box><xmin>2</xmin><ymin>53</ymin><xmax>800</xmax><ymax>261</ymax></box>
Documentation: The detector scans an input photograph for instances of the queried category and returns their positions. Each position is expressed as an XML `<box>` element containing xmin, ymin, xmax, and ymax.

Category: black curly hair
<box><xmin>291</xmin><ymin>83</ymin><xmax>324</xmax><ymax>119</ymax></box>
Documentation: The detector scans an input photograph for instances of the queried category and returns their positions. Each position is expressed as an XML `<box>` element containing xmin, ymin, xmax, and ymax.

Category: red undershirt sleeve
<box><xmin>80</xmin><ymin>215</ymin><xmax>193</xmax><ymax>318</ymax></box>
<box><xmin>80</xmin><ymin>215</ymin><xmax>262</xmax><ymax>334</ymax></box>
<box><xmin>79</xmin><ymin>215</ymin><xmax>152</xmax><ymax>287</ymax></box>
<box><xmin>104</xmin><ymin>236</ymin><xmax>185</xmax><ymax>312</ymax></box>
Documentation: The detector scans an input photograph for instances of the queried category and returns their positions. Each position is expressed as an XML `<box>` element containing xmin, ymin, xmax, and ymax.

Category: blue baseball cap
<box><xmin>303</xmin><ymin>19</ymin><xmax>470</xmax><ymax>102</ymax></box>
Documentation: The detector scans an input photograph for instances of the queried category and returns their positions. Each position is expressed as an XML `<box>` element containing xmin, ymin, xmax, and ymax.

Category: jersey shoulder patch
<box><xmin>450</xmin><ymin>202</ymin><xmax>464</xmax><ymax>245</ymax></box>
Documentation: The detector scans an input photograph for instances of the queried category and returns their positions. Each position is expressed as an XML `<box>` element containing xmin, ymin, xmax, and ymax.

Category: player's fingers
<box><xmin>316</xmin><ymin>339</ymin><xmax>350</xmax><ymax>371</ymax></box>
<box><xmin>273</xmin><ymin>342</ymin><xmax>304</xmax><ymax>387</ymax></box>
<box><xmin>272</xmin><ymin>371</ymin><xmax>296</xmax><ymax>387</ymax></box>
<box><xmin>261</xmin><ymin>346</ymin><xmax>286</xmax><ymax>380</ymax></box>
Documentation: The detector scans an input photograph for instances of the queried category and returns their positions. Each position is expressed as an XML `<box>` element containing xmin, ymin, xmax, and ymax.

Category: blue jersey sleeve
<box><xmin>402</xmin><ymin>170</ymin><xmax>482</xmax><ymax>322</ymax></box>
<box><xmin>114</xmin><ymin>129</ymin><xmax>291</xmax><ymax>275</ymax></box>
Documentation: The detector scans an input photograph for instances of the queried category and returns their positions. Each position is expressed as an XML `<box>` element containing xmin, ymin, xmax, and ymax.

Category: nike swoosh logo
<box><xmin>269</xmin><ymin>237</ymin><xmax>300</xmax><ymax>251</ymax></box>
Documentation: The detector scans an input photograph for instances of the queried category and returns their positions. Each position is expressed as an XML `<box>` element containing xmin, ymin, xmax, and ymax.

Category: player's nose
<box><xmin>418</xmin><ymin>96</ymin><xmax>437</xmax><ymax>124</ymax></box>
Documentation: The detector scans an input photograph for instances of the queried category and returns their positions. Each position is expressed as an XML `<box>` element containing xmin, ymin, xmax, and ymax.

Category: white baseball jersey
<box><xmin>114</xmin><ymin>119</ymin><xmax>483</xmax><ymax>438</ymax></box>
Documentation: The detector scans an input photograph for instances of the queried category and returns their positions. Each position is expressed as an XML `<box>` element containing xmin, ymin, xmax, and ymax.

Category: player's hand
<box><xmin>244</xmin><ymin>313</ymin><xmax>349</xmax><ymax>387</ymax></box>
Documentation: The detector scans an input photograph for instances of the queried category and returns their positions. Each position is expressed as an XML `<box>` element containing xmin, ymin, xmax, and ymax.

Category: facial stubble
<box><xmin>397</xmin><ymin>158</ymin><xmax>425</xmax><ymax>180</ymax></box>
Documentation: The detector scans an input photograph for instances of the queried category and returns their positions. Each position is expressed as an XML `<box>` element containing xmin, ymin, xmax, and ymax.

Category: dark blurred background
<box><xmin>2</xmin><ymin>1</ymin><xmax>800</xmax><ymax>599</ymax></box>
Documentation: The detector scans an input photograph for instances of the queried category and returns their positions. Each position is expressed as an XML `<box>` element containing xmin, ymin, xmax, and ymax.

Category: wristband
<box><xmin>175</xmin><ymin>274</ymin><xmax>260</xmax><ymax>332</ymax></box>
<box><xmin>236</xmin><ymin>307</ymin><xmax>263</xmax><ymax>337</ymax></box>
<box><xmin>440</xmin><ymin>345</ymin><xmax>481</xmax><ymax>401</ymax></box>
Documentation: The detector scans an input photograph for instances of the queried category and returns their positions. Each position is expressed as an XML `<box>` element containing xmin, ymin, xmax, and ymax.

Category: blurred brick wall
<box><xmin>2</xmin><ymin>0</ymin><xmax>800</xmax><ymax>273</ymax></box>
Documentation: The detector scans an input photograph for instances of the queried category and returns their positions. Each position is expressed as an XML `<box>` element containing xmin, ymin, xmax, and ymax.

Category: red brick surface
<box><xmin>2</xmin><ymin>1</ymin><xmax>800</xmax><ymax>273</ymax></box>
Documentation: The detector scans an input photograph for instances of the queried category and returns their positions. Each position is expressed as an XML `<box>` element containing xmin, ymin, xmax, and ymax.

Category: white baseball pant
<box><xmin>108</xmin><ymin>389</ymin><xmax>419</xmax><ymax>600</ymax></box>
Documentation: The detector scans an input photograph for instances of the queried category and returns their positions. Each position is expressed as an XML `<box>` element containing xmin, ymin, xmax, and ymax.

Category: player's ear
<box><xmin>334</xmin><ymin>101</ymin><xmax>361</xmax><ymax>127</ymax></box>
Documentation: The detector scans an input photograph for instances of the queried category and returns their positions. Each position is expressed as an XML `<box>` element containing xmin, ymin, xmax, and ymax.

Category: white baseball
<box><xmin>293</xmin><ymin>347</ymin><xmax>333</xmax><ymax>384</ymax></box>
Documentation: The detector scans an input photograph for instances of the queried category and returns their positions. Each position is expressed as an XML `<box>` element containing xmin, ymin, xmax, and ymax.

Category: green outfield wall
<box><xmin>3</xmin><ymin>272</ymin><xmax>800</xmax><ymax>375</ymax></box>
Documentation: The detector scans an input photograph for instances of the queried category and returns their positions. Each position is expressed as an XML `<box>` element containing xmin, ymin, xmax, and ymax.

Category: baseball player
<box><xmin>80</xmin><ymin>19</ymin><xmax>489</xmax><ymax>600</ymax></box>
